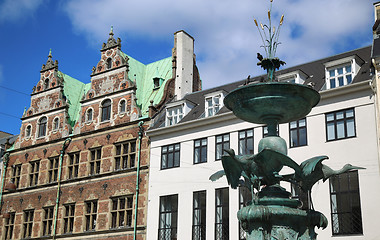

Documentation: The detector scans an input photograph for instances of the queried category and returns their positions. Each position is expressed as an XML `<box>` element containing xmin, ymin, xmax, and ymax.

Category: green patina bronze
<box><xmin>210</xmin><ymin>1</ymin><xmax>364</xmax><ymax>239</ymax></box>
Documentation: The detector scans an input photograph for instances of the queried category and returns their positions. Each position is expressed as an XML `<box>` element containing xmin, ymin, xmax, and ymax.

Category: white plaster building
<box><xmin>146</xmin><ymin>40</ymin><xmax>380</xmax><ymax>239</ymax></box>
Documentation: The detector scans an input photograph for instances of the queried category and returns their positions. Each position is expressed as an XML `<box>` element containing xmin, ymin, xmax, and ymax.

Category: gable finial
<box><xmin>48</xmin><ymin>48</ymin><xmax>52</xmax><ymax>58</ymax></box>
<box><xmin>110</xmin><ymin>26</ymin><xmax>114</xmax><ymax>36</ymax></box>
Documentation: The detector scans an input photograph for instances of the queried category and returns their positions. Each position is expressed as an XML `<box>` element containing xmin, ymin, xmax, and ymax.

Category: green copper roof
<box><xmin>120</xmin><ymin>52</ymin><xmax>172</xmax><ymax>116</ymax></box>
<box><xmin>58</xmin><ymin>71</ymin><xmax>91</xmax><ymax>127</ymax></box>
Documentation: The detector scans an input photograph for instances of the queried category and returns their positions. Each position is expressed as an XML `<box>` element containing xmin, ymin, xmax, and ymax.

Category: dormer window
<box><xmin>107</xmin><ymin>58</ymin><xmax>112</xmax><ymax>69</ymax></box>
<box><xmin>277</xmin><ymin>70</ymin><xmax>307</xmax><ymax>84</ymax></box>
<box><xmin>327</xmin><ymin>65</ymin><xmax>352</xmax><ymax>89</ymax></box>
<box><xmin>166</xmin><ymin>106</ymin><xmax>183</xmax><ymax>126</ymax></box>
<box><xmin>38</xmin><ymin>116</ymin><xmax>47</xmax><ymax>137</ymax></box>
<box><xmin>324</xmin><ymin>55</ymin><xmax>362</xmax><ymax>90</ymax></box>
<box><xmin>204</xmin><ymin>92</ymin><xmax>225</xmax><ymax>117</ymax></box>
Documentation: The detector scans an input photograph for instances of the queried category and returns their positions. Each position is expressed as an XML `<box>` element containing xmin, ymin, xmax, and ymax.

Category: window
<box><xmin>158</xmin><ymin>194</ymin><xmax>178</xmax><ymax>240</ymax></box>
<box><xmin>29</xmin><ymin>161</ymin><xmax>40</xmax><ymax>186</ymax></box>
<box><xmin>3</xmin><ymin>212</ymin><xmax>15</xmax><ymax>240</ymax></box>
<box><xmin>111</xmin><ymin>195</ymin><xmax>133</xmax><ymax>228</ymax></box>
<box><xmin>114</xmin><ymin>141</ymin><xmax>136</xmax><ymax>170</ymax></box>
<box><xmin>119</xmin><ymin>100</ymin><xmax>126</xmax><ymax>114</ymax></box>
<box><xmin>53</xmin><ymin>117</ymin><xmax>59</xmax><ymax>131</ymax></box>
<box><xmin>289</xmin><ymin>118</ymin><xmax>307</xmax><ymax>148</ymax></box>
<box><xmin>107</xmin><ymin>58</ymin><xmax>112</xmax><ymax>69</ymax></box>
<box><xmin>90</xmin><ymin>148</ymin><xmax>102</xmax><ymax>175</ymax></box>
<box><xmin>23</xmin><ymin>210</ymin><xmax>34</xmax><ymax>238</ymax></box>
<box><xmin>44</xmin><ymin>78</ymin><xmax>50</xmax><ymax>90</ymax></box>
<box><xmin>238</xmin><ymin>129</ymin><xmax>254</xmax><ymax>155</ymax></box>
<box><xmin>239</xmin><ymin>187</ymin><xmax>252</xmax><ymax>240</ymax></box>
<box><xmin>48</xmin><ymin>157</ymin><xmax>59</xmax><ymax>183</ymax></box>
<box><xmin>101</xmin><ymin>99</ymin><xmax>111</xmax><ymax>122</ymax></box>
<box><xmin>64</xmin><ymin>204</ymin><xmax>75</xmax><ymax>233</ymax></box>
<box><xmin>68</xmin><ymin>152</ymin><xmax>80</xmax><ymax>179</ymax></box>
<box><xmin>327</xmin><ymin>64</ymin><xmax>353</xmax><ymax>89</ymax></box>
<box><xmin>42</xmin><ymin>207</ymin><xmax>54</xmax><ymax>236</ymax></box>
<box><xmin>194</xmin><ymin>138</ymin><xmax>207</xmax><ymax>164</ymax></box>
<box><xmin>330</xmin><ymin>170</ymin><xmax>363</xmax><ymax>235</ymax></box>
<box><xmin>161</xmin><ymin>143</ymin><xmax>180</xmax><ymax>170</ymax></box>
<box><xmin>166</xmin><ymin>106</ymin><xmax>183</xmax><ymax>126</ymax></box>
<box><xmin>86</xmin><ymin>108</ymin><xmax>93</xmax><ymax>122</ymax></box>
<box><xmin>216</xmin><ymin>134</ymin><xmax>230</xmax><ymax>160</ymax></box>
<box><xmin>11</xmin><ymin>164</ymin><xmax>21</xmax><ymax>188</ymax></box>
<box><xmin>38</xmin><ymin>116</ymin><xmax>47</xmax><ymax>137</ymax></box>
<box><xmin>326</xmin><ymin>108</ymin><xmax>355</xmax><ymax>141</ymax></box>
<box><xmin>263</xmin><ymin>125</ymin><xmax>279</xmax><ymax>138</ymax></box>
<box><xmin>25</xmin><ymin>125</ymin><xmax>31</xmax><ymax>138</ymax></box>
<box><xmin>193</xmin><ymin>191</ymin><xmax>206</xmax><ymax>240</ymax></box>
<box><xmin>215</xmin><ymin>188</ymin><xmax>229</xmax><ymax>240</ymax></box>
<box><xmin>205</xmin><ymin>95</ymin><xmax>221</xmax><ymax>117</ymax></box>
<box><xmin>85</xmin><ymin>200</ymin><xmax>98</xmax><ymax>231</ymax></box>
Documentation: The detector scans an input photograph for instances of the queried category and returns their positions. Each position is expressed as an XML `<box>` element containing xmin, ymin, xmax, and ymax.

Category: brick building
<box><xmin>0</xmin><ymin>29</ymin><xmax>200</xmax><ymax>239</ymax></box>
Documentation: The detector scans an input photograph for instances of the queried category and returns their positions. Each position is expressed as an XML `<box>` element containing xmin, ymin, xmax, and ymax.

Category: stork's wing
<box><xmin>300</xmin><ymin>156</ymin><xmax>329</xmax><ymax>176</ymax></box>
<box><xmin>221</xmin><ymin>153</ymin><xmax>243</xmax><ymax>189</ymax></box>
<box><xmin>254</xmin><ymin>149</ymin><xmax>302</xmax><ymax>176</ymax></box>
<box><xmin>209</xmin><ymin>170</ymin><xmax>225</xmax><ymax>182</ymax></box>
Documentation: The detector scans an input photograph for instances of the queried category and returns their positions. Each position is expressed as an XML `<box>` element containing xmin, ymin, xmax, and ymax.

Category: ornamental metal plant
<box><xmin>210</xmin><ymin>1</ymin><xmax>364</xmax><ymax>239</ymax></box>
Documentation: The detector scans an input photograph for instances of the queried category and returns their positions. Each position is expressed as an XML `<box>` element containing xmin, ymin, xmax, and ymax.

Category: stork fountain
<box><xmin>210</xmin><ymin>1</ymin><xmax>364</xmax><ymax>239</ymax></box>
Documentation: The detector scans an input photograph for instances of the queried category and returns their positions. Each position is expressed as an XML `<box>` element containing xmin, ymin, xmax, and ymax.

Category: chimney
<box><xmin>173</xmin><ymin>30</ymin><xmax>195</xmax><ymax>100</ymax></box>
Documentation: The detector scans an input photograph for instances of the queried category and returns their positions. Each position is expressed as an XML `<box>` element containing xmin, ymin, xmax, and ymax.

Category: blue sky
<box><xmin>0</xmin><ymin>0</ymin><xmax>376</xmax><ymax>135</ymax></box>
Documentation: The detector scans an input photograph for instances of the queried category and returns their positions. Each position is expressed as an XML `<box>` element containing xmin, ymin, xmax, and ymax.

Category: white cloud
<box><xmin>63</xmin><ymin>0</ymin><xmax>375</xmax><ymax>89</ymax></box>
<box><xmin>0</xmin><ymin>0</ymin><xmax>45</xmax><ymax>23</ymax></box>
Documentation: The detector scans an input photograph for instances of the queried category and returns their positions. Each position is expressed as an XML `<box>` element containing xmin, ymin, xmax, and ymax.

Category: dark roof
<box><xmin>150</xmin><ymin>46</ymin><xmax>372</xmax><ymax>129</ymax></box>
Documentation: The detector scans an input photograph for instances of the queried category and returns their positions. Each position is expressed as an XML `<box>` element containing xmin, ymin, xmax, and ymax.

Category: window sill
<box><xmin>326</xmin><ymin>135</ymin><xmax>356</xmax><ymax>143</ymax></box>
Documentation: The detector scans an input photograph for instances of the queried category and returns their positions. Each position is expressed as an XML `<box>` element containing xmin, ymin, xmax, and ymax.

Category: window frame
<box><xmin>53</xmin><ymin>117</ymin><xmax>59</xmax><ymax>131</ymax></box>
<box><xmin>289</xmin><ymin>118</ymin><xmax>307</xmax><ymax>148</ymax></box>
<box><xmin>11</xmin><ymin>164</ymin><xmax>22</xmax><ymax>188</ymax></box>
<box><xmin>158</xmin><ymin>194</ymin><xmax>178</xmax><ymax>240</ymax></box>
<box><xmin>329</xmin><ymin>170</ymin><xmax>363</xmax><ymax>236</ymax></box>
<box><xmin>325</xmin><ymin>108</ymin><xmax>356</xmax><ymax>142</ymax></box>
<box><xmin>23</xmin><ymin>209</ymin><xmax>34</xmax><ymax>238</ymax></box>
<box><xmin>89</xmin><ymin>148</ymin><xmax>102</xmax><ymax>175</ymax></box>
<box><xmin>63</xmin><ymin>203</ymin><xmax>75</xmax><ymax>234</ymax></box>
<box><xmin>38</xmin><ymin>116</ymin><xmax>47</xmax><ymax>137</ymax></box>
<box><xmin>48</xmin><ymin>157</ymin><xmax>59</xmax><ymax>183</ymax></box>
<box><xmin>85</xmin><ymin>200</ymin><xmax>98</xmax><ymax>231</ymax></box>
<box><xmin>194</xmin><ymin>138</ymin><xmax>207</xmax><ymax>164</ymax></box>
<box><xmin>161</xmin><ymin>143</ymin><xmax>180</xmax><ymax>170</ymax></box>
<box><xmin>68</xmin><ymin>152</ymin><xmax>80</xmax><ymax>179</ymax></box>
<box><xmin>215</xmin><ymin>187</ymin><xmax>229</xmax><ymax>240</ymax></box>
<box><xmin>119</xmin><ymin>99</ymin><xmax>126</xmax><ymax>114</ymax></box>
<box><xmin>215</xmin><ymin>133</ymin><xmax>230</xmax><ymax>161</ymax></box>
<box><xmin>238</xmin><ymin>129</ymin><xmax>254</xmax><ymax>155</ymax></box>
<box><xmin>327</xmin><ymin>63</ymin><xmax>353</xmax><ymax>89</ymax></box>
<box><xmin>114</xmin><ymin>141</ymin><xmax>136</xmax><ymax>171</ymax></box>
<box><xmin>3</xmin><ymin>212</ymin><xmax>15</xmax><ymax>240</ymax></box>
<box><xmin>29</xmin><ymin>160</ymin><xmax>40</xmax><ymax>187</ymax></box>
<box><xmin>192</xmin><ymin>190</ymin><xmax>206</xmax><ymax>240</ymax></box>
<box><xmin>101</xmin><ymin>99</ymin><xmax>112</xmax><ymax>122</ymax></box>
<box><xmin>205</xmin><ymin>95</ymin><xmax>221</xmax><ymax>117</ymax></box>
<box><xmin>110</xmin><ymin>195</ymin><xmax>134</xmax><ymax>229</ymax></box>
<box><xmin>25</xmin><ymin>124</ymin><xmax>32</xmax><ymax>138</ymax></box>
<box><xmin>42</xmin><ymin>206</ymin><xmax>54</xmax><ymax>236</ymax></box>
<box><xmin>166</xmin><ymin>105</ymin><xmax>184</xmax><ymax>126</ymax></box>
<box><xmin>86</xmin><ymin>108</ymin><xmax>93</xmax><ymax>123</ymax></box>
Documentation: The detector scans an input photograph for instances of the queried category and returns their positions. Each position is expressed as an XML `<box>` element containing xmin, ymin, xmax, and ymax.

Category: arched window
<box><xmin>107</xmin><ymin>58</ymin><xmax>112</xmax><ymax>69</ymax></box>
<box><xmin>38</xmin><ymin>117</ymin><xmax>47</xmax><ymax>137</ymax></box>
<box><xmin>101</xmin><ymin>99</ymin><xmax>111</xmax><ymax>122</ymax></box>
<box><xmin>44</xmin><ymin>79</ymin><xmax>50</xmax><ymax>90</ymax></box>
<box><xmin>119</xmin><ymin>100</ymin><xmax>126</xmax><ymax>114</ymax></box>
<box><xmin>26</xmin><ymin>125</ymin><xmax>31</xmax><ymax>137</ymax></box>
<box><xmin>53</xmin><ymin>117</ymin><xmax>59</xmax><ymax>131</ymax></box>
<box><xmin>86</xmin><ymin>108</ymin><xmax>93</xmax><ymax>122</ymax></box>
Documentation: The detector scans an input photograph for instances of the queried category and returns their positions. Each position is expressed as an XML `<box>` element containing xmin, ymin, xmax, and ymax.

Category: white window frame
<box><xmin>324</xmin><ymin>56</ymin><xmax>359</xmax><ymax>90</ymax></box>
<box><xmin>204</xmin><ymin>91</ymin><xmax>225</xmax><ymax>117</ymax></box>
<box><xmin>86</xmin><ymin>108</ymin><xmax>93</xmax><ymax>124</ymax></box>
<box><xmin>166</xmin><ymin>106</ymin><xmax>184</xmax><ymax>126</ymax></box>
<box><xmin>53</xmin><ymin>117</ymin><xmax>59</xmax><ymax>132</ymax></box>
<box><xmin>277</xmin><ymin>70</ymin><xmax>307</xmax><ymax>84</ymax></box>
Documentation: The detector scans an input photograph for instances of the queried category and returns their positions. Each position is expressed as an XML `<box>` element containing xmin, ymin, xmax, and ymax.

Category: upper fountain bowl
<box><xmin>224</xmin><ymin>82</ymin><xmax>320</xmax><ymax>124</ymax></box>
